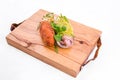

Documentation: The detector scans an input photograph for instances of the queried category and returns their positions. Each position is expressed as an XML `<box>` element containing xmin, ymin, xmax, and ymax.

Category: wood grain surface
<box><xmin>6</xmin><ymin>9</ymin><xmax>102</xmax><ymax>77</ymax></box>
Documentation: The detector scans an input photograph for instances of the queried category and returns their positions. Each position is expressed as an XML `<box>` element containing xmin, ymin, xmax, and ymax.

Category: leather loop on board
<box><xmin>83</xmin><ymin>38</ymin><xmax>102</xmax><ymax>66</ymax></box>
<box><xmin>10</xmin><ymin>21</ymin><xmax>24</xmax><ymax>31</ymax></box>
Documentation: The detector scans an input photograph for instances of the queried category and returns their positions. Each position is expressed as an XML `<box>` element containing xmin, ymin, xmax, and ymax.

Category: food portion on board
<box><xmin>39</xmin><ymin>13</ymin><xmax>74</xmax><ymax>52</ymax></box>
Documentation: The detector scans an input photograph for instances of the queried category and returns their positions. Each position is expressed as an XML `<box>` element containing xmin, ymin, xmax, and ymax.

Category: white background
<box><xmin>0</xmin><ymin>0</ymin><xmax>120</xmax><ymax>80</ymax></box>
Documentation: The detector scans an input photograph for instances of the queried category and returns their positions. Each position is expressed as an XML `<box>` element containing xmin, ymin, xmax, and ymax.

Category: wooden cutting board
<box><xmin>6</xmin><ymin>9</ymin><xmax>102</xmax><ymax>77</ymax></box>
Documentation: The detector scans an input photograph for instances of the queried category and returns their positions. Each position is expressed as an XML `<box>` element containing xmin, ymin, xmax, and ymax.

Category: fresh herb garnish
<box><xmin>51</xmin><ymin>22</ymin><xmax>66</xmax><ymax>33</ymax></box>
<box><xmin>43</xmin><ymin>13</ymin><xmax>54</xmax><ymax>22</ymax></box>
<box><xmin>51</xmin><ymin>21</ymin><xmax>67</xmax><ymax>42</ymax></box>
<box><xmin>61</xmin><ymin>26</ymin><xmax>66</xmax><ymax>31</ymax></box>
<box><xmin>54</xmin><ymin>43</ymin><xmax>58</xmax><ymax>53</ymax></box>
<box><xmin>54</xmin><ymin>34</ymin><xmax>62</xmax><ymax>42</ymax></box>
<box><xmin>63</xmin><ymin>16</ymin><xmax>69</xmax><ymax>22</ymax></box>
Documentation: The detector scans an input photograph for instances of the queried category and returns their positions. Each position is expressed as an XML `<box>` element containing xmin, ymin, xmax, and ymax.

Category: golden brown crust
<box><xmin>40</xmin><ymin>21</ymin><xmax>55</xmax><ymax>46</ymax></box>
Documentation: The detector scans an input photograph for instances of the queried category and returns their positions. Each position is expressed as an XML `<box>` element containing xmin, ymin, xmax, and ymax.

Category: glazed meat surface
<box><xmin>40</xmin><ymin>21</ymin><xmax>55</xmax><ymax>46</ymax></box>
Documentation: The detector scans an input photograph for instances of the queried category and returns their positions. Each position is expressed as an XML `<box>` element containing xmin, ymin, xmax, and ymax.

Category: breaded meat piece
<box><xmin>40</xmin><ymin>21</ymin><xmax>55</xmax><ymax>46</ymax></box>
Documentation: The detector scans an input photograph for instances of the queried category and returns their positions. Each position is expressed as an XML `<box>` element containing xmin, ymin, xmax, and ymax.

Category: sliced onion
<box><xmin>57</xmin><ymin>35</ymin><xmax>73</xmax><ymax>48</ymax></box>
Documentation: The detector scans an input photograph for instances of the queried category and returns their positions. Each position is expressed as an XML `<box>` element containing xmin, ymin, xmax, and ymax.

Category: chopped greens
<box><xmin>61</xmin><ymin>26</ymin><xmax>66</xmax><ymax>31</ymax></box>
<box><xmin>54</xmin><ymin>34</ymin><xmax>62</xmax><ymax>42</ymax></box>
